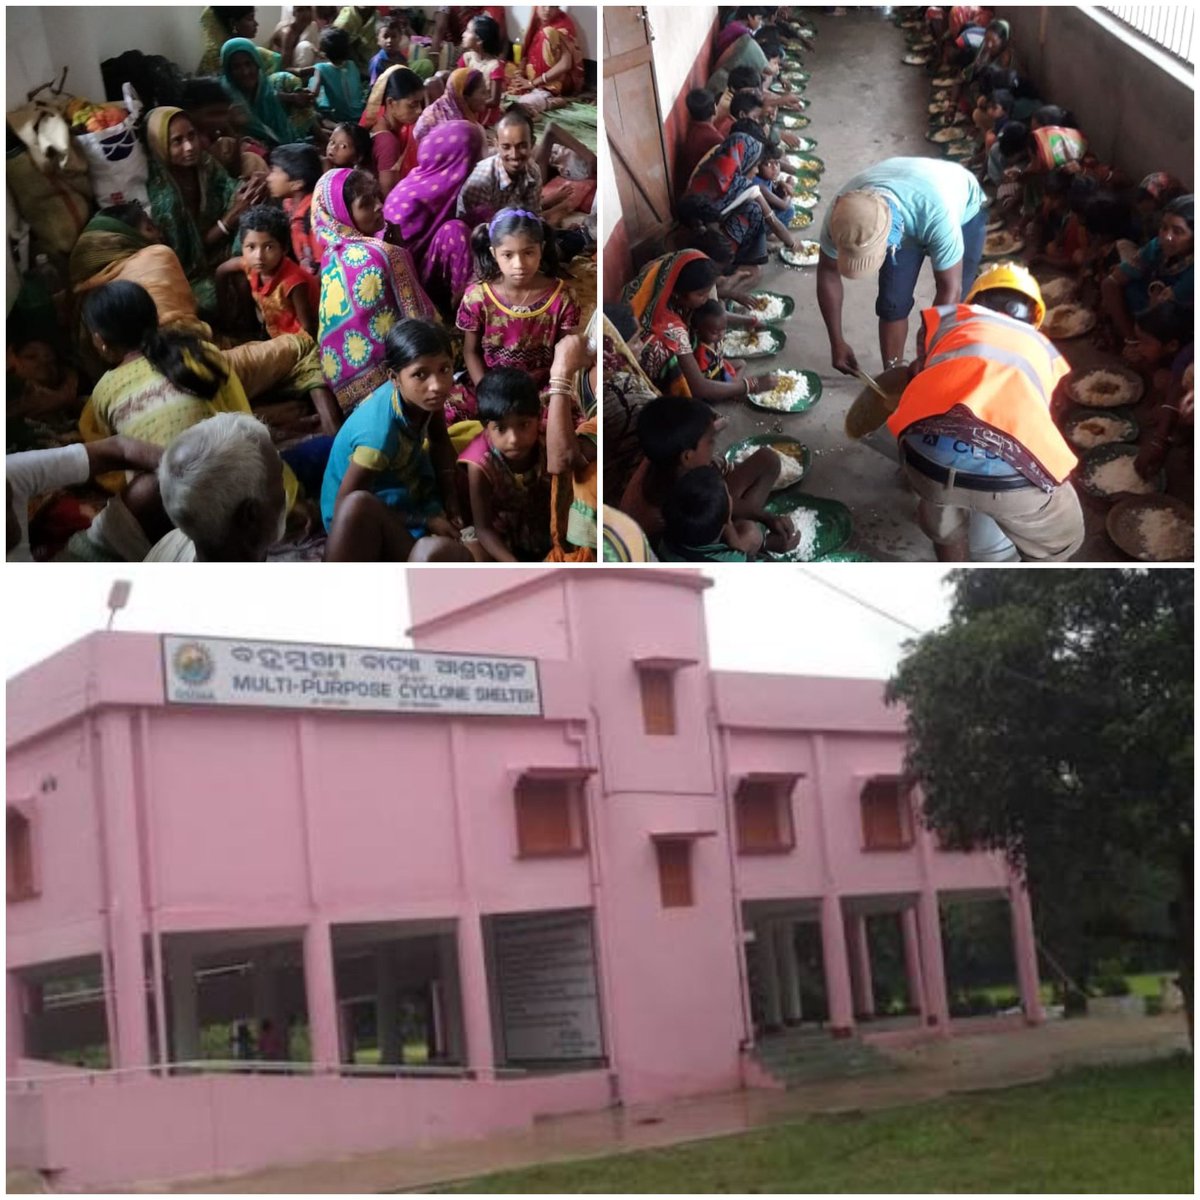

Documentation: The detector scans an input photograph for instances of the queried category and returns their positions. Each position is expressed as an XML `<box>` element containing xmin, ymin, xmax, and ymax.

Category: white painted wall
<box><xmin>645</xmin><ymin>4</ymin><xmax>718</xmax><ymax>116</ymax></box>
<box><xmin>5</xmin><ymin>6</ymin><xmax>597</xmax><ymax>110</ymax></box>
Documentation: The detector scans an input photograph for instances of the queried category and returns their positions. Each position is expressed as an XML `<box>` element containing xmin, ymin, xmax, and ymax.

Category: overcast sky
<box><xmin>2</xmin><ymin>565</ymin><xmax>953</xmax><ymax>682</ymax></box>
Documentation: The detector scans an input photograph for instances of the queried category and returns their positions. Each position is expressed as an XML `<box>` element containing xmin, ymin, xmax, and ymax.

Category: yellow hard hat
<box><xmin>966</xmin><ymin>260</ymin><xmax>1047</xmax><ymax>329</ymax></box>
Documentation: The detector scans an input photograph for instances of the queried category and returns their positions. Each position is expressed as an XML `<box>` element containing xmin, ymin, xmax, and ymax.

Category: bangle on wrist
<box><xmin>217</xmin><ymin>219</ymin><xmax>231</xmax><ymax>237</ymax></box>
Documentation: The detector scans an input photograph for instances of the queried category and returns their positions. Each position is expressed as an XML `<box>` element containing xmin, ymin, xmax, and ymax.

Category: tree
<box><xmin>886</xmin><ymin>569</ymin><xmax>1193</xmax><ymax>1037</ymax></box>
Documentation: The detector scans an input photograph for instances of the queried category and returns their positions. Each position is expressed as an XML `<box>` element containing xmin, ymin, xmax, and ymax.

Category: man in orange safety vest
<box><xmin>888</xmin><ymin>261</ymin><xmax>1084</xmax><ymax>562</ymax></box>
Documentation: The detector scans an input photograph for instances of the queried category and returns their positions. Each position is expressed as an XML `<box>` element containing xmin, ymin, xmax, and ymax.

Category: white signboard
<box><xmin>493</xmin><ymin>910</ymin><xmax>604</xmax><ymax>1063</ymax></box>
<box><xmin>162</xmin><ymin>635</ymin><xmax>542</xmax><ymax>718</ymax></box>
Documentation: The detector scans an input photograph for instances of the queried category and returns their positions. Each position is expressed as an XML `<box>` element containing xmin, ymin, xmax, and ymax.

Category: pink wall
<box><xmin>8</xmin><ymin>1070</ymin><xmax>611</xmax><ymax>1191</ymax></box>
<box><xmin>6</xmin><ymin>724</ymin><xmax>104</xmax><ymax>969</ymax></box>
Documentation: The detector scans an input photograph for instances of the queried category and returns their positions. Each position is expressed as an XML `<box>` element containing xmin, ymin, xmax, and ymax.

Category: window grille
<box><xmin>1100</xmin><ymin>6</ymin><xmax>1195</xmax><ymax>67</ymax></box>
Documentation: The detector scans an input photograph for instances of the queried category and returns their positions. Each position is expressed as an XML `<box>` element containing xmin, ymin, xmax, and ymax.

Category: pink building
<box><xmin>6</xmin><ymin>570</ymin><xmax>1042</xmax><ymax>1190</ymax></box>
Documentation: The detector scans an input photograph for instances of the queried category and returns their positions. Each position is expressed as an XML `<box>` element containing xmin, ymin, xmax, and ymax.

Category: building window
<box><xmin>735</xmin><ymin>780</ymin><xmax>796</xmax><ymax>854</ymax></box>
<box><xmin>638</xmin><ymin>668</ymin><xmax>676</xmax><ymax>735</ymax></box>
<box><xmin>860</xmin><ymin>780</ymin><xmax>913</xmax><ymax>851</ymax></box>
<box><xmin>7</xmin><ymin>807</ymin><xmax>36</xmax><ymax>902</ymax></box>
<box><xmin>655</xmin><ymin>839</ymin><xmax>693</xmax><ymax>907</ymax></box>
<box><xmin>515</xmin><ymin>778</ymin><xmax>588</xmax><ymax>857</ymax></box>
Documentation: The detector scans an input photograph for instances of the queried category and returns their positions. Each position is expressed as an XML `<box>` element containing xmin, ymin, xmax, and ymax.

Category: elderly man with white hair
<box><xmin>146</xmin><ymin>413</ymin><xmax>288</xmax><ymax>562</ymax></box>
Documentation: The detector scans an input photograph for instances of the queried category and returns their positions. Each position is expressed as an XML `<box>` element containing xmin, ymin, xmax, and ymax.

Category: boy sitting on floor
<box><xmin>657</xmin><ymin>463</ymin><xmax>794</xmax><ymax>562</ymax></box>
<box><xmin>618</xmin><ymin>396</ymin><xmax>794</xmax><ymax>546</ymax></box>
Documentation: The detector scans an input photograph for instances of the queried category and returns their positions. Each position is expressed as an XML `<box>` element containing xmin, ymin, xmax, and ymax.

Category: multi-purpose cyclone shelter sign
<box><xmin>162</xmin><ymin>635</ymin><xmax>542</xmax><ymax>717</ymax></box>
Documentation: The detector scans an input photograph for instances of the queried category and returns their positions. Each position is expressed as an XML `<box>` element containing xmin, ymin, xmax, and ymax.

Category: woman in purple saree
<box><xmin>383</xmin><ymin>119</ymin><xmax>485</xmax><ymax>315</ymax></box>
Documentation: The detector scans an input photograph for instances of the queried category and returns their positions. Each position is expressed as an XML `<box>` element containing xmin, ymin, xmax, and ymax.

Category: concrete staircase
<box><xmin>751</xmin><ymin>1026</ymin><xmax>900</xmax><ymax>1088</ymax></box>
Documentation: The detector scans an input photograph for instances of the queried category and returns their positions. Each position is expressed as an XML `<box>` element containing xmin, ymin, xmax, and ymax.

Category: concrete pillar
<box><xmin>456</xmin><ymin>913</ymin><xmax>495</xmax><ymax>1078</ymax></box>
<box><xmin>757</xmin><ymin>921</ymin><xmax>784</xmax><ymax>1029</ymax></box>
<box><xmin>436</xmin><ymin>932</ymin><xmax>465</xmax><ymax>1063</ymax></box>
<box><xmin>915</xmin><ymin>890</ymin><xmax>950</xmax><ymax>1029</ymax></box>
<box><xmin>1010</xmin><ymin>883</ymin><xmax>1045</xmax><ymax>1024</ymax></box>
<box><xmin>775</xmin><ymin>922</ymin><xmax>802</xmax><ymax>1024</ymax></box>
<box><xmin>302</xmin><ymin>921</ymin><xmax>340</xmax><ymax>1070</ymax></box>
<box><xmin>819</xmin><ymin>895</ymin><xmax>854</xmax><ymax>1036</ymax></box>
<box><xmin>166</xmin><ymin>943</ymin><xmax>200</xmax><ymax>1062</ymax></box>
<box><xmin>7</xmin><ymin>973</ymin><xmax>27</xmax><ymax>1069</ymax></box>
<box><xmin>94</xmin><ymin>713</ymin><xmax>153</xmax><ymax>1070</ymax></box>
<box><xmin>375</xmin><ymin>947</ymin><xmax>402</xmax><ymax>1064</ymax></box>
<box><xmin>847</xmin><ymin>913</ymin><xmax>875</xmax><ymax>1018</ymax></box>
<box><xmin>338</xmin><ymin>1002</ymin><xmax>356</xmax><ymax>1064</ymax></box>
<box><xmin>901</xmin><ymin>906</ymin><xmax>927</xmax><ymax>1017</ymax></box>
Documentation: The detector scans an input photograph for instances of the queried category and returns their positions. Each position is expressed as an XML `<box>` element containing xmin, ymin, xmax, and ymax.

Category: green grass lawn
<box><xmin>976</xmin><ymin>972</ymin><xmax>1170</xmax><ymax>1008</ymax></box>
<box><xmin>443</xmin><ymin>1056</ymin><xmax>1193</xmax><ymax>1194</ymax></box>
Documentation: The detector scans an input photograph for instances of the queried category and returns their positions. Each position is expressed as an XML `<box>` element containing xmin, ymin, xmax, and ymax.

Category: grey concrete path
<box><xmin>717</xmin><ymin>9</ymin><xmax>1143</xmax><ymax>560</ymax></box>
<box><xmin>148</xmin><ymin>1014</ymin><xmax>1188</xmax><ymax>1194</ymax></box>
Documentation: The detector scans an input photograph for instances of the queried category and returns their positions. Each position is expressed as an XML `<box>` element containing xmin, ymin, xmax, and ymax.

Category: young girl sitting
<box><xmin>311</xmin><ymin>27</ymin><xmax>365</xmax><ymax>126</ymax></box>
<box><xmin>321</xmin><ymin>319</ymin><xmax>463</xmax><ymax>561</ymax></box>
<box><xmin>457</xmin><ymin>209</ymin><xmax>581</xmax><ymax>414</ymax></box>
<box><xmin>324</xmin><ymin>121</ymin><xmax>373</xmax><ymax>171</ymax></box>
<box><xmin>458</xmin><ymin>13</ymin><xmax>507</xmax><ymax>128</ymax></box>
<box><xmin>458</xmin><ymin>367</ymin><xmax>552</xmax><ymax>562</ymax></box>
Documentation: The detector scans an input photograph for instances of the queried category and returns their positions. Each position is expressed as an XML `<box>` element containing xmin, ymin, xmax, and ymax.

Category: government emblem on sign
<box><xmin>172</xmin><ymin>642</ymin><xmax>215</xmax><ymax>686</ymax></box>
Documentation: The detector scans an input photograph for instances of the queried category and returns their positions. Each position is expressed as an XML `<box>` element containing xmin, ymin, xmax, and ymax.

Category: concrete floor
<box><xmin>130</xmin><ymin>1013</ymin><xmax>1191</xmax><ymax>1193</ymax></box>
<box><xmin>718</xmin><ymin>8</ymin><xmax>1190</xmax><ymax>561</ymax></box>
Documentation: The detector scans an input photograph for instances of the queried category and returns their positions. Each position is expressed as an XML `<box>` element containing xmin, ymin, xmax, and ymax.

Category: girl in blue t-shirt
<box><xmin>321</xmin><ymin>319</ymin><xmax>463</xmax><ymax>560</ymax></box>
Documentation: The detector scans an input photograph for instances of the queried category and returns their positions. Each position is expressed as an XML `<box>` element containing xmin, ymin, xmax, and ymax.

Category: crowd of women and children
<box><xmin>8</xmin><ymin>5</ymin><xmax>599</xmax><ymax>563</ymax></box>
<box><xmin>602</xmin><ymin>6</ymin><xmax>1192</xmax><ymax>564</ymax></box>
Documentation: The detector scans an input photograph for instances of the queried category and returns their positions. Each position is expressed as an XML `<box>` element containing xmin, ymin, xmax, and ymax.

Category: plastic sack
<box><xmin>74</xmin><ymin>83</ymin><xmax>149</xmax><ymax>208</ymax></box>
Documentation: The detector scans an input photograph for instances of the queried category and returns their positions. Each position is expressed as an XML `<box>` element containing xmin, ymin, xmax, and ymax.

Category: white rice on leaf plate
<box><xmin>903</xmin><ymin>52</ymin><xmax>932</xmax><ymax>65</ymax></box>
<box><xmin>777</xmin><ymin>508</ymin><xmax>822</xmax><ymax>561</ymax></box>
<box><xmin>1042</xmin><ymin>303</ymin><xmax>1097</xmax><ymax>339</ymax></box>
<box><xmin>781</xmin><ymin>241</ymin><xmax>820</xmax><ymax>267</ymax></box>
<box><xmin>793</xmin><ymin>191</ymin><xmax>819</xmax><ymax>209</ymax></box>
<box><xmin>748</xmin><ymin>371</ymin><xmax>817</xmax><ymax>413</ymax></box>
<box><xmin>785</xmin><ymin>209</ymin><xmax>814</xmax><ymax>229</ymax></box>
<box><xmin>727</xmin><ymin>439</ymin><xmax>808</xmax><ymax>487</ymax></box>
<box><xmin>729</xmin><ymin>292</ymin><xmax>791</xmax><ymax>321</ymax></box>
<box><xmin>722</xmin><ymin>328</ymin><xmax>782</xmax><ymax>358</ymax></box>
<box><xmin>1064</xmin><ymin>412</ymin><xmax>1138</xmax><ymax>449</ymax></box>
<box><xmin>1078</xmin><ymin>444</ymin><xmax>1163</xmax><ymax>498</ymax></box>
<box><xmin>929</xmin><ymin>126</ymin><xmax>968</xmax><ymax>143</ymax></box>
<box><xmin>1038</xmin><ymin>276</ymin><xmax>1078</xmax><ymax>307</ymax></box>
<box><xmin>1069</xmin><ymin>366</ymin><xmax>1143</xmax><ymax>408</ymax></box>
<box><xmin>1107</xmin><ymin>495</ymin><xmax>1194</xmax><ymax>561</ymax></box>
<box><xmin>932</xmin><ymin>75</ymin><xmax>959</xmax><ymax>87</ymax></box>
<box><xmin>983</xmin><ymin>229</ymin><xmax>1025</xmax><ymax>257</ymax></box>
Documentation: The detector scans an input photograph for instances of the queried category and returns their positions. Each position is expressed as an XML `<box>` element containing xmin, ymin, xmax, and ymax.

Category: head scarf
<box><xmin>522</xmin><ymin>7</ymin><xmax>584</xmax><ymax>95</ymax></box>
<box><xmin>623</xmin><ymin>250</ymin><xmax>707</xmax><ymax>344</ymax></box>
<box><xmin>68</xmin><ymin>212</ymin><xmax>151</xmax><ymax>286</ymax></box>
<box><xmin>413</xmin><ymin>68</ymin><xmax>483</xmax><ymax>141</ymax></box>
<box><xmin>383</xmin><ymin>120</ymin><xmax>485</xmax><ymax>262</ymax></box>
<box><xmin>142</xmin><ymin>106</ymin><xmax>239</xmax><ymax>307</ymax></box>
<box><xmin>220</xmin><ymin>37</ymin><xmax>292</xmax><ymax>145</ymax></box>
<box><xmin>312</xmin><ymin>168</ymin><xmax>435</xmax><ymax>411</ymax></box>
<box><xmin>1165</xmin><ymin>194</ymin><xmax>1194</xmax><ymax>229</ymax></box>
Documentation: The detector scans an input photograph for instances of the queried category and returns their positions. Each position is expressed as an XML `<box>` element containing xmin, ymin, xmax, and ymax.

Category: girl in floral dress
<box><xmin>456</xmin><ymin>208</ymin><xmax>580</xmax><ymax>424</ymax></box>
